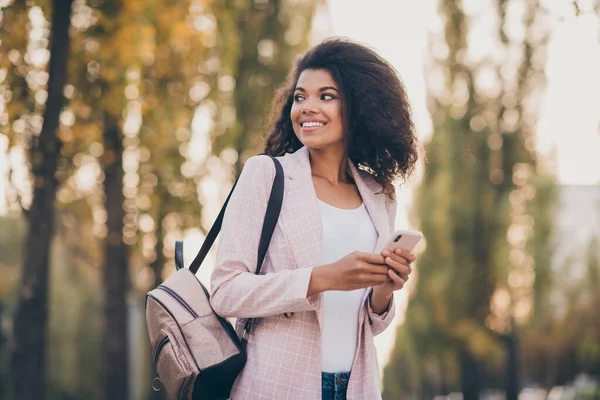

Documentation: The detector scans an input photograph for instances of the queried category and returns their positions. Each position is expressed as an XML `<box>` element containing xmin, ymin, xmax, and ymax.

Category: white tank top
<box><xmin>318</xmin><ymin>199</ymin><xmax>378</xmax><ymax>373</ymax></box>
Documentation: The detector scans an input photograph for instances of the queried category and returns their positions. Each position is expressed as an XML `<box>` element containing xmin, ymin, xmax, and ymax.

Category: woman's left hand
<box><xmin>369</xmin><ymin>248</ymin><xmax>416</xmax><ymax>315</ymax></box>
<box><xmin>375</xmin><ymin>248</ymin><xmax>416</xmax><ymax>295</ymax></box>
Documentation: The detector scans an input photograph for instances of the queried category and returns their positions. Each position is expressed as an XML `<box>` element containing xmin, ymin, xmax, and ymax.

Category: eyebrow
<box><xmin>294</xmin><ymin>86</ymin><xmax>339</xmax><ymax>93</ymax></box>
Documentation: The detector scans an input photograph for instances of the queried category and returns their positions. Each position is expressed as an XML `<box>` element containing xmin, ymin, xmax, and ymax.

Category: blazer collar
<box><xmin>281</xmin><ymin>146</ymin><xmax>384</xmax><ymax>195</ymax></box>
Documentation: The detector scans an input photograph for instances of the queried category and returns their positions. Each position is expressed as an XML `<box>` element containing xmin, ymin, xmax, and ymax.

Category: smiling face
<box><xmin>290</xmin><ymin>69</ymin><xmax>345</xmax><ymax>152</ymax></box>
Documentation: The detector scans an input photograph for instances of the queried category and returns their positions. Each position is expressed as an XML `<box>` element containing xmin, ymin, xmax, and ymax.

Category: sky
<box><xmin>320</xmin><ymin>0</ymin><xmax>600</xmax><ymax>374</ymax></box>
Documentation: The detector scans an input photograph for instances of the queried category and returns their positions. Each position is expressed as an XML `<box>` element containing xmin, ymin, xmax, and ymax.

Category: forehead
<box><xmin>295</xmin><ymin>69</ymin><xmax>337</xmax><ymax>89</ymax></box>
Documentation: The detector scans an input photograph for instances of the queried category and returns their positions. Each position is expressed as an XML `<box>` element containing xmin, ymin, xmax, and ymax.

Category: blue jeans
<box><xmin>321</xmin><ymin>371</ymin><xmax>350</xmax><ymax>400</ymax></box>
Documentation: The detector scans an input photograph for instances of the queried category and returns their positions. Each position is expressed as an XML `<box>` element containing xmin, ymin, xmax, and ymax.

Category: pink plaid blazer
<box><xmin>210</xmin><ymin>146</ymin><xmax>397</xmax><ymax>399</ymax></box>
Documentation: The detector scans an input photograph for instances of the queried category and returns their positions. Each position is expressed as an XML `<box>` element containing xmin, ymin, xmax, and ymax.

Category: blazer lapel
<box><xmin>279</xmin><ymin>147</ymin><xmax>323</xmax><ymax>270</ymax></box>
<box><xmin>347</xmin><ymin>163</ymin><xmax>391</xmax><ymax>353</ymax></box>
<box><xmin>348</xmin><ymin>162</ymin><xmax>389</xmax><ymax>253</ymax></box>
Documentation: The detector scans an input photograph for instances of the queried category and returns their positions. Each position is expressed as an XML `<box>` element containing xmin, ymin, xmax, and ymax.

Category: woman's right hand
<box><xmin>307</xmin><ymin>251</ymin><xmax>391</xmax><ymax>295</ymax></box>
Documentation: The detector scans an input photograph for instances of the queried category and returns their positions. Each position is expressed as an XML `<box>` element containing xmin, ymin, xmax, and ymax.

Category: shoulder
<box><xmin>359</xmin><ymin>171</ymin><xmax>397</xmax><ymax>206</ymax></box>
<box><xmin>229</xmin><ymin>156</ymin><xmax>279</xmax><ymax>205</ymax></box>
<box><xmin>355</xmin><ymin>169</ymin><xmax>393</xmax><ymax>197</ymax></box>
<box><xmin>240</xmin><ymin>155</ymin><xmax>277</xmax><ymax>182</ymax></box>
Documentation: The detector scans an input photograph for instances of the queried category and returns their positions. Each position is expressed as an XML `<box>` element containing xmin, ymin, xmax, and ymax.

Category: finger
<box><xmin>388</xmin><ymin>253</ymin><xmax>411</xmax><ymax>267</ymax></box>
<box><xmin>384</xmin><ymin>257</ymin><xmax>411</xmax><ymax>278</ymax></box>
<box><xmin>394</xmin><ymin>248</ymin><xmax>416</xmax><ymax>263</ymax></box>
<box><xmin>357</xmin><ymin>273</ymin><xmax>390</xmax><ymax>288</ymax></box>
<box><xmin>371</xmin><ymin>274</ymin><xmax>392</xmax><ymax>285</ymax></box>
<box><xmin>359</xmin><ymin>252</ymin><xmax>387</xmax><ymax>265</ymax></box>
<box><xmin>388</xmin><ymin>269</ymin><xmax>406</xmax><ymax>288</ymax></box>
<box><xmin>362</xmin><ymin>263</ymin><xmax>392</xmax><ymax>275</ymax></box>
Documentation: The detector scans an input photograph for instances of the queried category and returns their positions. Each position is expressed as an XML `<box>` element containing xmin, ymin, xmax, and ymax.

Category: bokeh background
<box><xmin>0</xmin><ymin>0</ymin><xmax>599</xmax><ymax>399</ymax></box>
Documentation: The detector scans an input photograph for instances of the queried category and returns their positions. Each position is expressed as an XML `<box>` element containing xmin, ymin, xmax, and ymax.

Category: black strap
<box><xmin>175</xmin><ymin>155</ymin><xmax>284</xmax><ymax>276</ymax></box>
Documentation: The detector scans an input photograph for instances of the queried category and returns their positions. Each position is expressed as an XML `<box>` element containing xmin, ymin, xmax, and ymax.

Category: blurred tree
<box><xmin>101</xmin><ymin>113</ymin><xmax>129</xmax><ymax>400</ymax></box>
<box><xmin>60</xmin><ymin>0</ymin><xmax>132</xmax><ymax>396</ymax></box>
<box><xmin>1</xmin><ymin>1</ymin><xmax>321</xmax><ymax>398</ymax></box>
<box><xmin>383</xmin><ymin>0</ymin><xmax>556</xmax><ymax>399</ymax></box>
<box><xmin>0</xmin><ymin>216</ymin><xmax>24</xmax><ymax>399</ymax></box>
<box><xmin>46</xmin><ymin>221</ymin><xmax>103</xmax><ymax>400</ymax></box>
<box><xmin>135</xmin><ymin>0</ymin><xmax>210</xmax><ymax>291</ymax></box>
<box><xmin>75</xmin><ymin>1</ymin><xmax>131</xmax><ymax>397</ymax></box>
<box><xmin>4</xmin><ymin>1</ymin><xmax>74</xmax><ymax>399</ymax></box>
<box><xmin>492</xmin><ymin>1</ymin><xmax>556</xmax><ymax>397</ymax></box>
<box><xmin>133</xmin><ymin>3</ymin><xmax>214</xmax><ymax>398</ymax></box>
<box><xmin>211</xmin><ymin>0</ymin><xmax>319</xmax><ymax>171</ymax></box>
<box><xmin>521</xmin><ymin>236</ymin><xmax>600</xmax><ymax>387</ymax></box>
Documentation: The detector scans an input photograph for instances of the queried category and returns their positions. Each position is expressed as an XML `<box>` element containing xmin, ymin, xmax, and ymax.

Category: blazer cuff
<box><xmin>366</xmin><ymin>289</ymin><xmax>395</xmax><ymax>336</ymax></box>
<box><xmin>296</xmin><ymin>266</ymin><xmax>321</xmax><ymax>310</ymax></box>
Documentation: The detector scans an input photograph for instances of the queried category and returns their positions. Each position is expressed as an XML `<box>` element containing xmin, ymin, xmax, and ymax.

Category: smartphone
<box><xmin>383</xmin><ymin>229</ymin><xmax>423</xmax><ymax>253</ymax></box>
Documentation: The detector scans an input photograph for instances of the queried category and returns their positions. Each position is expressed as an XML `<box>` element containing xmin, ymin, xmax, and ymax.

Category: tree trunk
<box><xmin>504</xmin><ymin>329</ymin><xmax>520</xmax><ymax>400</ymax></box>
<box><xmin>11</xmin><ymin>0</ymin><xmax>73</xmax><ymax>399</ymax></box>
<box><xmin>459</xmin><ymin>349</ymin><xmax>480</xmax><ymax>400</ymax></box>
<box><xmin>102</xmin><ymin>112</ymin><xmax>129</xmax><ymax>400</ymax></box>
<box><xmin>149</xmin><ymin>186</ymin><xmax>167</xmax><ymax>400</ymax></box>
<box><xmin>150</xmin><ymin>185</ymin><xmax>166</xmax><ymax>290</ymax></box>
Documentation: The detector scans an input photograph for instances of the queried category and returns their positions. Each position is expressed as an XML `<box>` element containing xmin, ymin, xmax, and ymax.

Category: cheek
<box><xmin>327</xmin><ymin>102</ymin><xmax>342</xmax><ymax>121</ymax></box>
<box><xmin>290</xmin><ymin>104</ymin><xmax>301</xmax><ymax>122</ymax></box>
<box><xmin>327</xmin><ymin>104</ymin><xmax>343</xmax><ymax>128</ymax></box>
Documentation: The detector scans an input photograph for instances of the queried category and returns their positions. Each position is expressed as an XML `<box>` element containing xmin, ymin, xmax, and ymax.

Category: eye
<box><xmin>294</xmin><ymin>94</ymin><xmax>305</xmax><ymax>102</ymax></box>
<box><xmin>322</xmin><ymin>93</ymin><xmax>336</xmax><ymax>101</ymax></box>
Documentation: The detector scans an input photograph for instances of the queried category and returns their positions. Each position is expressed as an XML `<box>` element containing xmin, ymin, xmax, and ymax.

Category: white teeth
<box><xmin>302</xmin><ymin>122</ymin><xmax>325</xmax><ymax>128</ymax></box>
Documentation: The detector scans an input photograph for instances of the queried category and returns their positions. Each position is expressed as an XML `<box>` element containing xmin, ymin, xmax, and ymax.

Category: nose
<box><xmin>301</xmin><ymin>99</ymin><xmax>318</xmax><ymax>114</ymax></box>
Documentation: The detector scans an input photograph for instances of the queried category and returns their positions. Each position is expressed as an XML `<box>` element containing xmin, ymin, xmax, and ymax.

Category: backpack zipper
<box><xmin>154</xmin><ymin>335</ymin><xmax>170</xmax><ymax>365</ymax></box>
<box><xmin>147</xmin><ymin>293</ymin><xmax>201</xmax><ymax>373</ymax></box>
<box><xmin>157</xmin><ymin>285</ymin><xmax>199</xmax><ymax>318</ymax></box>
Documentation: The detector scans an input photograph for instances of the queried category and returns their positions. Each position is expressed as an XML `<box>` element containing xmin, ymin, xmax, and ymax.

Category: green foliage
<box><xmin>211</xmin><ymin>0</ymin><xmax>318</xmax><ymax>168</ymax></box>
<box><xmin>521</xmin><ymin>236</ymin><xmax>600</xmax><ymax>385</ymax></box>
<box><xmin>0</xmin><ymin>1</ymin><xmax>34</xmax><ymax>143</ymax></box>
<box><xmin>0</xmin><ymin>216</ymin><xmax>24</xmax><ymax>271</ymax></box>
<box><xmin>0</xmin><ymin>216</ymin><xmax>23</xmax><ymax>399</ymax></box>
<box><xmin>46</xmin><ymin>234</ymin><xmax>102</xmax><ymax>400</ymax></box>
<box><xmin>384</xmin><ymin>0</ymin><xmax>558</xmax><ymax>396</ymax></box>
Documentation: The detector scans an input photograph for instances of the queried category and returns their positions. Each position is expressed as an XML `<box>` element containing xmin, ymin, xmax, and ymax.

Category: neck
<box><xmin>308</xmin><ymin>146</ymin><xmax>352</xmax><ymax>185</ymax></box>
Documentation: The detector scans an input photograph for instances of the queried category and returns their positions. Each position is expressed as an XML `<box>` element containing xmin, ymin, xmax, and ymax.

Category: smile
<box><xmin>300</xmin><ymin>121</ymin><xmax>327</xmax><ymax>130</ymax></box>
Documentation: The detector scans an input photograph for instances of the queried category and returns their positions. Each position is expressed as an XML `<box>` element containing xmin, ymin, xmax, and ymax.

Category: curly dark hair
<box><xmin>264</xmin><ymin>37</ymin><xmax>419</xmax><ymax>196</ymax></box>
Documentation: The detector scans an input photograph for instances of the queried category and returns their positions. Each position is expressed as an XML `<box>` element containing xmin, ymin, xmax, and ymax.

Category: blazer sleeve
<box><xmin>210</xmin><ymin>155</ymin><xmax>319</xmax><ymax>319</ymax></box>
<box><xmin>366</xmin><ymin>189</ymin><xmax>398</xmax><ymax>336</ymax></box>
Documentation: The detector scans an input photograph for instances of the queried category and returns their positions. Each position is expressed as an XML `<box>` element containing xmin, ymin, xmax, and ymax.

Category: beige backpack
<box><xmin>145</xmin><ymin>156</ymin><xmax>284</xmax><ymax>399</ymax></box>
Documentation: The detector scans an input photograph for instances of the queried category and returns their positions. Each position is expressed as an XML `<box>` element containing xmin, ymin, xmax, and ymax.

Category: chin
<box><xmin>304</xmin><ymin>141</ymin><xmax>344</xmax><ymax>153</ymax></box>
<box><xmin>295</xmin><ymin>130</ymin><xmax>344</xmax><ymax>151</ymax></box>
<box><xmin>300</xmin><ymin>138</ymin><xmax>328</xmax><ymax>150</ymax></box>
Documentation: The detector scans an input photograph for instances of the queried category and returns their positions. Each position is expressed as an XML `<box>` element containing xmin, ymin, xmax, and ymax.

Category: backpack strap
<box><xmin>175</xmin><ymin>154</ymin><xmax>284</xmax><ymax>276</ymax></box>
<box><xmin>175</xmin><ymin>155</ymin><xmax>284</xmax><ymax>347</ymax></box>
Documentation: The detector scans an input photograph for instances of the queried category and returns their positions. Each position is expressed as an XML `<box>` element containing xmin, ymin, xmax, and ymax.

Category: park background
<box><xmin>0</xmin><ymin>0</ymin><xmax>599</xmax><ymax>399</ymax></box>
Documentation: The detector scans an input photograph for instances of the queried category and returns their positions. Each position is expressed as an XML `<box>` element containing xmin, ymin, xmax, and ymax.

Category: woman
<box><xmin>210</xmin><ymin>38</ymin><xmax>419</xmax><ymax>400</ymax></box>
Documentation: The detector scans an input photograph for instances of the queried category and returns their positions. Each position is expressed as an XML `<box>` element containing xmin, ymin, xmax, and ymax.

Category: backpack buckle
<box><xmin>175</xmin><ymin>241</ymin><xmax>184</xmax><ymax>270</ymax></box>
<box><xmin>152</xmin><ymin>376</ymin><xmax>163</xmax><ymax>391</ymax></box>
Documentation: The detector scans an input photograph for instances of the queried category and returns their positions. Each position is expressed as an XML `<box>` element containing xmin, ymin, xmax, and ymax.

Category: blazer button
<box><xmin>284</xmin><ymin>312</ymin><xmax>294</xmax><ymax>319</ymax></box>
